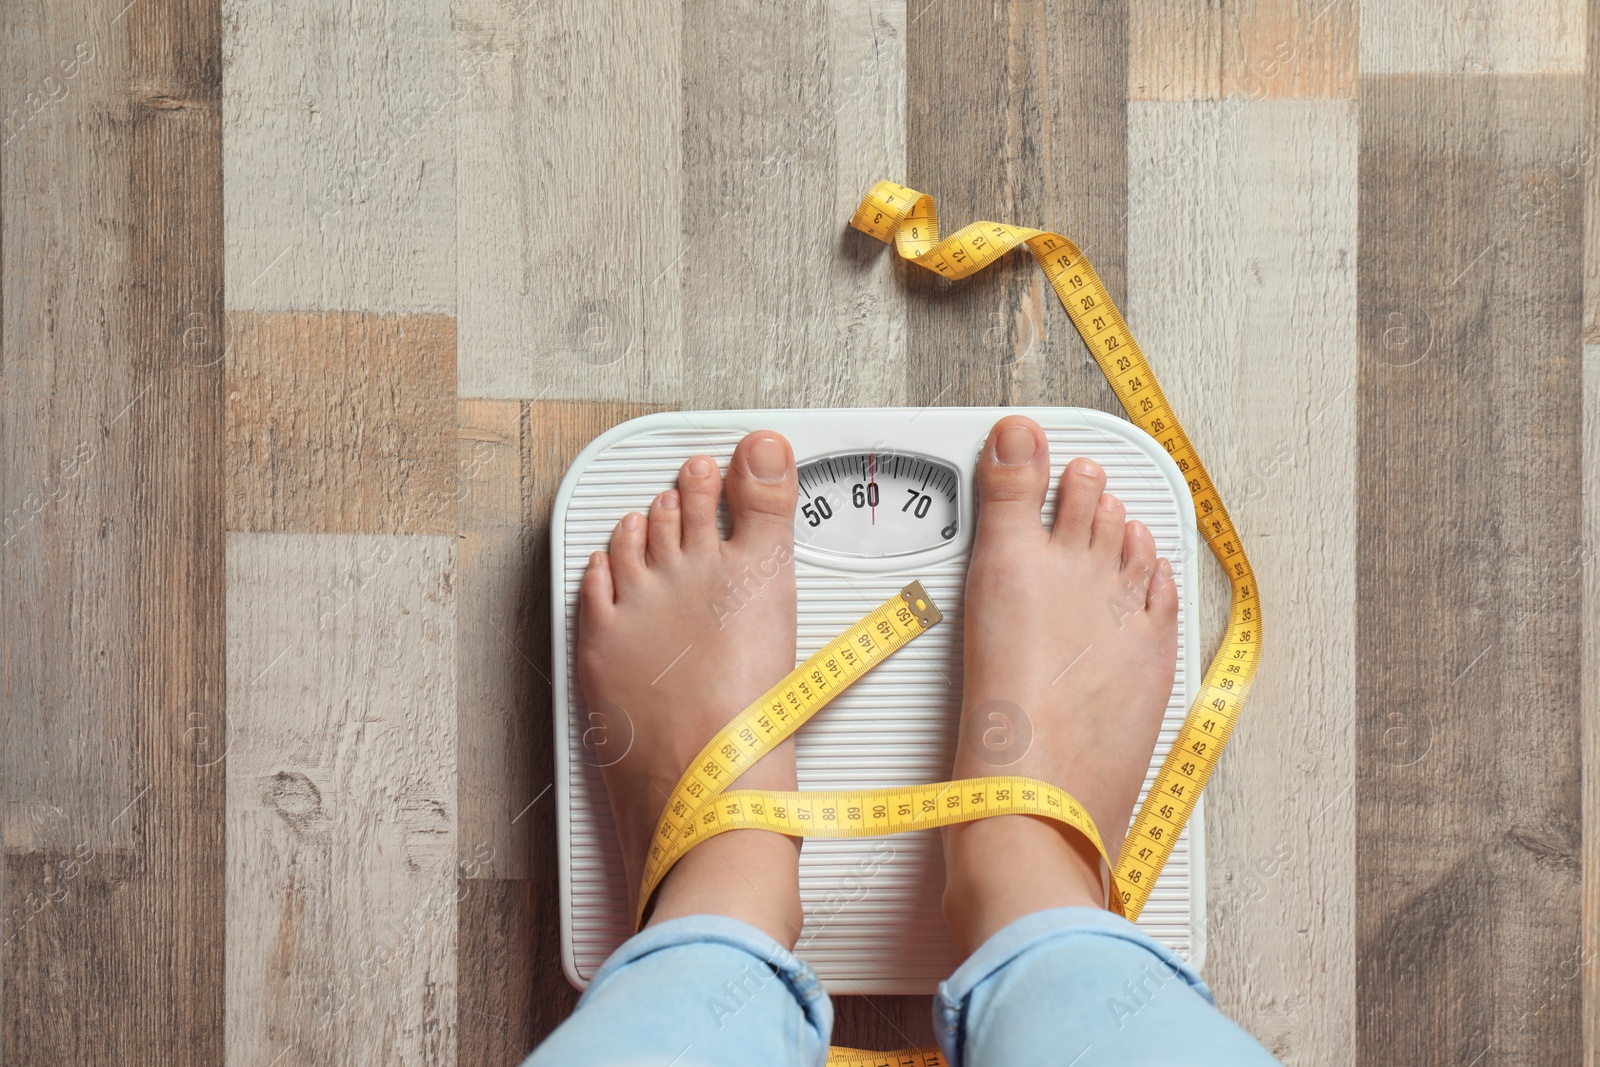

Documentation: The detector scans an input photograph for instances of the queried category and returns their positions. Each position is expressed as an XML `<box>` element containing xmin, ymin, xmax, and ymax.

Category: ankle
<box><xmin>942</xmin><ymin>815</ymin><xmax>1107</xmax><ymax>958</ymax></box>
<box><xmin>645</xmin><ymin>829</ymin><xmax>805</xmax><ymax>949</ymax></box>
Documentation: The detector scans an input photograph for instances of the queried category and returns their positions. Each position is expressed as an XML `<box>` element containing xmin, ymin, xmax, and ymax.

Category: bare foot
<box><xmin>942</xmin><ymin>415</ymin><xmax>1179</xmax><ymax>957</ymax></box>
<box><xmin>576</xmin><ymin>432</ymin><xmax>804</xmax><ymax>946</ymax></box>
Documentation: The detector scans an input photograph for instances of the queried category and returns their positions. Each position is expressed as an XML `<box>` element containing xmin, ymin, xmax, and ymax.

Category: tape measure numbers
<box><xmin>629</xmin><ymin>182</ymin><xmax>1262</xmax><ymax>1067</ymax></box>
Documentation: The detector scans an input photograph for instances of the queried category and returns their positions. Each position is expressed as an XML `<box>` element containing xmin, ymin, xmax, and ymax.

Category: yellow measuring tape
<box><xmin>638</xmin><ymin>583</ymin><xmax>1117</xmax><ymax>929</ymax></box>
<box><xmin>638</xmin><ymin>182</ymin><xmax>1262</xmax><ymax>1067</ymax></box>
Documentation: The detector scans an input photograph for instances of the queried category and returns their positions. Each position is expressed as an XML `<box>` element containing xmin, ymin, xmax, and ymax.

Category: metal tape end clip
<box><xmin>900</xmin><ymin>581</ymin><xmax>942</xmax><ymax>628</ymax></box>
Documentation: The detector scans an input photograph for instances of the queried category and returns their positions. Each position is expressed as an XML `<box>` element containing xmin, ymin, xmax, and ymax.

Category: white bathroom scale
<box><xmin>552</xmin><ymin>407</ymin><xmax>1205</xmax><ymax>993</ymax></box>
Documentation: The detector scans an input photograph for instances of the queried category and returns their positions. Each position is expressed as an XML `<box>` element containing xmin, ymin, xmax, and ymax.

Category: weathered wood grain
<box><xmin>679</xmin><ymin>0</ymin><xmax>907</xmax><ymax>408</ymax></box>
<box><xmin>456</xmin><ymin>399</ymin><xmax>536</xmax><ymax>882</ymax></box>
<box><xmin>906</xmin><ymin>0</ymin><xmax>1125</xmax><ymax>413</ymax></box>
<box><xmin>227</xmin><ymin>532</ymin><xmax>457</xmax><ymax>1066</ymax></box>
<box><xmin>1129</xmin><ymin>0</ymin><xmax>1359</xmax><ymax>101</ymax></box>
<box><xmin>226</xmin><ymin>312</ymin><xmax>457</xmax><ymax>535</ymax></box>
<box><xmin>1126</xmin><ymin>97</ymin><xmax>1358</xmax><ymax>1064</ymax></box>
<box><xmin>455</xmin><ymin>0</ymin><xmax>682</xmax><ymax>402</ymax></box>
<box><xmin>1360</xmin><ymin>0</ymin><xmax>1586</xmax><ymax>74</ymax></box>
<box><xmin>1356</xmin><ymin>73</ymin><xmax>1585</xmax><ymax>1064</ymax></box>
<box><xmin>458</xmin><ymin>878</ymin><xmax>543</xmax><ymax>1065</ymax></box>
<box><xmin>1581</xmin><ymin>47</ymin><xmax>1597</xmax><ymax>1067</ymax></box>
<box><xmin>1584</xmin><ymin>342</ymin><xmax>1600</xmax><ymax>1067</ymax></box>
<box><xmin>223</xmin><ymin>0</ymin><xmax>458</xmax><ymax>312</ymax></box>
<box><xmin>1585</xmin><ymin>0</ymin><xmax>1600</xmax><ymax>345</ymax></box>
<box><xmin>2</xmin><ymin>0</ymin><xmax>227</xmax><ymax>1061</ymax></box>
<box><xmin>455</xmin><ymin>400</ymin><xmax>659</xmax><ymax>1060</ymax></box>
<box><xmin>3</xmin><ymin>0</ymin><xmax>137</xmax><ymax>859</ymax></box>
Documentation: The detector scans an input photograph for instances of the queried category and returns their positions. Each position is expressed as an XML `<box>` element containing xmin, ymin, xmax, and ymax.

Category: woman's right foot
<box><xmin>942</xmin><ymin>415</ymin><xmax>1180</xmax><ymax>958</ymax></box>
<box><xmin>576</xmin><ymin>431</ymin><xmax>805</xmax><ymax>946</ymax></box>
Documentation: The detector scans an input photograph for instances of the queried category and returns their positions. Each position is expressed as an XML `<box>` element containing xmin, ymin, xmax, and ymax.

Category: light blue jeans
<box><xmin>526</xmin><ymin>907</ymin><xmax>1280</xmax><ymax>1066</ymax></box>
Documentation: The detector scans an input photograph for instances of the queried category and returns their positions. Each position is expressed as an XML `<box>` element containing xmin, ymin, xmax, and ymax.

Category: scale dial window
<box><xmin>794</xmin><ymin>451</ymin><xmax>960</xmax><ymax>559</ymax></box>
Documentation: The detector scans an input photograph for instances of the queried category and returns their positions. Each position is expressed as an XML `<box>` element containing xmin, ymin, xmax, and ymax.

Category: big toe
<box><xmin>975</xmin><ymin>416</ymin><xmax>1050</xmax><ymax>542</ymax></box>
<box><xmin>726</xmin><ymin>431</ymin><xmax>798</xmax><ymax>550</ymax></box>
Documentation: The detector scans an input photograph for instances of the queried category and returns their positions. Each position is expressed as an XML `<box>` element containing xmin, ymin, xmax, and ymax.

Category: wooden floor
<box><xmin>2</xmin><ymin>0</ymin><xmax>1595</xmax><ymax>1062</ymax></box>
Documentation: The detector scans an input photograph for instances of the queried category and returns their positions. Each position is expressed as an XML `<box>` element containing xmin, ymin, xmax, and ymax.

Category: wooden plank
<box><xmin>455</xmin><ymin>398</ymin><xmax>535</xmax><ymax>881</ymax></box>
<box><xmin>3</xmin><ymin>850</ymin><xmax>144</xmax><ymax>1060</ymax></box>
<box><xmin>1129</xmin><ymin>0</ymin><xmax>1359</xmax><ymax>101</ymax></box>
<box><xmin>906</xmin><ymin>0</ymin><xmax>1125</xmax><ymax>413</ymax></box>
<box><xmin>1585</xmin><ymin>0</ymin><xmax>1600</xmax><ymax>345</ymax></box>
<box><xmin>1584</xmin><ymin>342</ymin><xmax>1600</xmax><ymax>1067</ymax></box>
<box><xmin>1126</xmin><ymin>97</ymin><xmax>1357</xmax><ymax>1063</ymax></box>
<box><xmin>1356</xmin><ymin>73</ymin><xmax>1584</xmax><ymax>1064</ymax></box>
<box><xmin>1360</xmin><ymin>0</ymin><xmax>1586</xmax><ymax>74</ymax></box>
<box><xmin>455</xmin><ymin>0</ymin><xmax>682</xmax><ymax>401</ymax></box>
<box><xmin>3</xmin><ymin>0</ymin><xmax>137</xmax><ymax>857</ymax></box>
<box><xmin>906</xmin><ymin>0</ymin><xmax>1035</xmax><ymax>410</ymax></box>
<box><xmin>458</xmin><ymin>879</ymin><xmax>547</xmax><ymax>1065</ymax></box>
<box><xmin>678</xmin><ymin>0</ymin><xmax>907</xmax><ymax>408</ymax></box>
<box><xmin>455</xmin><ymin>400</ymin><xmax>657</xmax><ymax>1058</ymax></box>
<box><xmin>2</xmin><ymin>0</ymin><xmax>227</xmax><ymax>1060</ymax></box>
<box><xmin>223</xmin><ymin>0</ymin><xmax>458</xmax><ymax>312</ymax></box>
<box><xmin>226</xmin><ymin>311</ymin><xmax>457</xmax><ymax>536</ymax></box>
<box><xmin>1579</xmin><ymin>26</ymin><xmax>1597</xmax><ymax>1062</ymax></box>
<box><xmin>227</xmin><ymin>532</ymin><xmax>457</xmax><ymax>1065</ymax></box>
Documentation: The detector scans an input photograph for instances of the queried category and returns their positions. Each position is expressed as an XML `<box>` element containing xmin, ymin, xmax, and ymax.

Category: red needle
<box><xmin>869</xmin><ymin>453</ymin><xmax>876</xmax><ymax>525</ymax></box>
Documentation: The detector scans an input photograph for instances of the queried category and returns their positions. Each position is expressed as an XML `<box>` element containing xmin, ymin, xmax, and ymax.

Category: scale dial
<box><xmin>793</xmin><ymin>451</ymin><xmax>961</xmax><ymax>558</ymax></box>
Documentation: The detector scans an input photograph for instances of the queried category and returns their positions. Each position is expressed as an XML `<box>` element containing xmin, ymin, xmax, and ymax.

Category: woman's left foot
<box><xmin>942</xmin><ymin>416</ymin><xmax>1178</xmax><ymax>957</ymax></box>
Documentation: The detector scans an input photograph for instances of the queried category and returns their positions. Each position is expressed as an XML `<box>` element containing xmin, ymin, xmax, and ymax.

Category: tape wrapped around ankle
<box><xmin>636</xmin><ymin>584</ymin><xmax>1123</xmax><ymax>932</ymax></box>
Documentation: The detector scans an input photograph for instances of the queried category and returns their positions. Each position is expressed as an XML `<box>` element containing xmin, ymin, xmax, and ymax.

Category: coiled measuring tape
<box><xmin>638</xmin><ymin>182</ymin><xmax>1262</xmax><ymax>1067</ymax></box>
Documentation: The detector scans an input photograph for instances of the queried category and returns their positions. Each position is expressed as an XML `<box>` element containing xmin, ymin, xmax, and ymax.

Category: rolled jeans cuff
<box><xmin>582</xmin><ymin>915</ymin><xmax>834</xmax><ymax>1062</ymax></box>
<box><xmin>932</xmin><ymin>907</ymin><xmax>1209</xmax><ymax>1067</ymax></box>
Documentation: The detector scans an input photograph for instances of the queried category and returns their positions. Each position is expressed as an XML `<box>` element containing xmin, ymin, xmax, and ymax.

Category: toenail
<box><xmin>687</xmin><ymin>457</ymin><xmax>714</xmax><ymax>478</ymax></box>
<box><xmin>1159</xmin><ymin>558</ymin><xmax>1173</xmax><ymax>578</ymax></box>
<box><xmin>1098</xmin><ymin>493</ymin><xmax>1121</xmax><ymax>512</ymax></box>
<box><xmin>658</xmin><ymin>490</ymin><xmax>679</xmax><ymax>509</ymax></box>
<box><xmin>747</xmin><ymin>436</ymin><xmax>788</xmax><ymax>482</ymax></box>
<box><xmin>995</xmin><ymin>424</ymin><xmax>1037</xmax><ymax>466</ymax></box>
<box><xmin>1070</xmin><ymin>457</ymin><xmax>1103</xmax><ymax>478</ymax></box>
<box><xmin>620</xmin><ymin>512</ymin><xmax>640</xmax><ymax>531</ymax></box>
